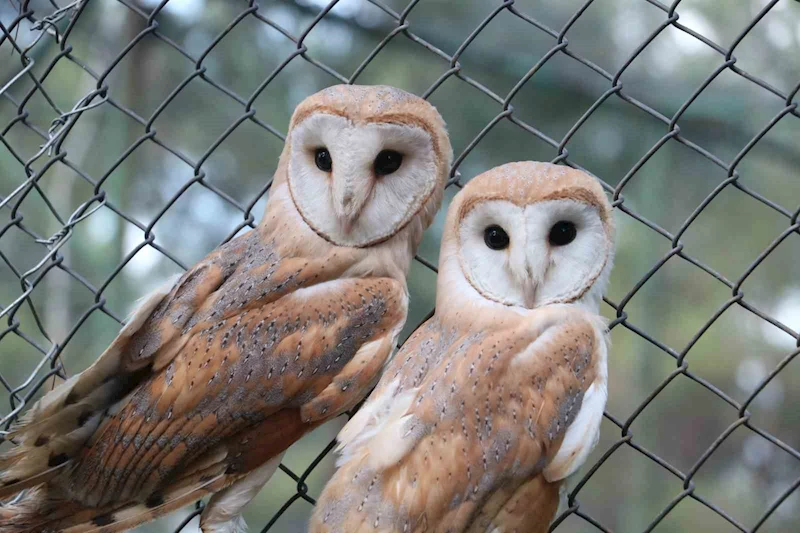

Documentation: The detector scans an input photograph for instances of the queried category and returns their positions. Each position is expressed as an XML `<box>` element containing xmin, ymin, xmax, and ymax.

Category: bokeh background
<box><xmin>1</xmin><ymin>0</ymin><xmax>799</xmax><ymax>531</ymax></box>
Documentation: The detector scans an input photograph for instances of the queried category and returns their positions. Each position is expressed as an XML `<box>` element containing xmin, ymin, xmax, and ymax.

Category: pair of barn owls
<box><xmin>0</xmin><ymin>85</ymin><xmax>614</xmax><ymax>533</ymax></box>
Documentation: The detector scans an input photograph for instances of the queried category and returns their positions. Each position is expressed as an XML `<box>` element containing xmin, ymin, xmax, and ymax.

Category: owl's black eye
<box><xmin>548</xmin><ymin>220</ymin><xmax>577</xmax><ymax>246</ymax></box>
<box><xmin>315</xmin><ymin>148</ymin><xmax>332</xmax><ymax>172</ymax></box>
<box><xmin>484</xmin><ymin>225</ymin><xmax>510</xmax><ymax>250</ymax></box>
<box><xmin>374</xmin><ymin>150</ymin><xmax>403</xmax><ymax>176</ymax></box>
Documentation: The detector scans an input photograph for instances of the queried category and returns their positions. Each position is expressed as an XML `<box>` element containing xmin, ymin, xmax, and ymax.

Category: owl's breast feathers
<box><xmin>1</xmin><ymin>228</ymin><xmax>408</xmax><ymax>510</ymax></box>
<box><xmin>313</xmin><ymin>305</ymin><xmax>607</xmax><ymax>533</ymax></box>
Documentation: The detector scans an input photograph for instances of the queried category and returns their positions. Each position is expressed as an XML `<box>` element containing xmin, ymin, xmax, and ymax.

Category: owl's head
<box><xmin>277</xmin><ymin>85</ymin><xmax>452</xmax><ymax>248</ymax></box>
<box><xmin>439</xmin><ymin>162</ymin><xmax>615</xmax><ymax>312</ymax></box>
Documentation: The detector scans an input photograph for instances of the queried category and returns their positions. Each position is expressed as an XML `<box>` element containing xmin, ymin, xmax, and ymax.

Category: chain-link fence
<box><xmin>1</xmin><ymin>0</ymin><xmax>799</xmax><ymax>532</ymax></box>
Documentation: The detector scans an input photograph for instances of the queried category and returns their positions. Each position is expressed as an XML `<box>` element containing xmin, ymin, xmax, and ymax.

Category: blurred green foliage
<box><xmin>1</xmin><ymin>1</ymin><xmax>799</xmax><ymax>532</ymax></box>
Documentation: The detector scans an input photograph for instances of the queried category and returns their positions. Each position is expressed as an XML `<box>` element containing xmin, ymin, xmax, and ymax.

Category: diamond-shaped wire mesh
<box><xmin>1</xmin><ymin>0</ymin><xmax>799</xmax><ymax>532</ymax></box>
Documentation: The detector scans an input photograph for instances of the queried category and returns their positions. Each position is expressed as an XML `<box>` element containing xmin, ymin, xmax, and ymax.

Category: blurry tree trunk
<box><xmin>113</xmin><ymin>0</ymin><xmax>147</xmax><ymax>312</ymax></box>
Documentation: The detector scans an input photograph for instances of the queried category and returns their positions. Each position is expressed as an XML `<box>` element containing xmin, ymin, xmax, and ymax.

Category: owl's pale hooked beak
<box><xmin>522</xmin><ymin>272</ymin><xmax>538</xmax><ymax>309</ymax></box>
<box><xmin>520</xmin><ymin>246</ymin><xmax>549</xmax><ymax>309</ymax></box>
<box><xmin>331</xmin><ymin>174</ymin><xmax>374</xmax><ymax>232</ymax></box>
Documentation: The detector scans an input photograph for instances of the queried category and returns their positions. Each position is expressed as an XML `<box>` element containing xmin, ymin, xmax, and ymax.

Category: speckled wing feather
<box><xmin>68</xmin><ymin>275</ymin><xmax>405</xmax><ymax>507</ymax></box>
<box><xmin>0</xmin><ymin>231</ymin><xmax>263</xmax><ymax>491</ymax></box>
<box><xmin>0</xmin><ymin>228</ymin><xmax>408</xmax><ymax>532</ymax></box>
<box><xmin>312</xmin><ymin>305</ymin><xmax>605</xmax><ymax>533</ymax></box>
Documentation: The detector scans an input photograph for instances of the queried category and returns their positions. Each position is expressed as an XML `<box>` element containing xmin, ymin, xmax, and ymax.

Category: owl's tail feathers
<box><xmin>0</xmin><ymin>405</ymin><xmax>109</xmax><ymax>501</ymax></box>
<box><xmin>0</xmin><ymin>407</ymin><xmax>107</xmax><ymax>492</ymax></box>
<box><xmin>0</xmin><ymin>461</ymin><xmax>70</xmax><ymax>501</ymax></box>
<box><xmin>0</xmin><ymin>486</ymin><xmax>88</xmax><ymax>533</ymax></box>
<box><xmin>0</xmin><ymin>278</ymin><xmax>180</xmax><ymax>490</ymax></box>
<box><xmin>0</xmin><ymin>464</ymin><xmax>228</xmax><ymax>533</ymax></box>
<box><xmin>2</xmin><ymin>276</ymin><xmax>179</xmax><ymax>449</ymax></box>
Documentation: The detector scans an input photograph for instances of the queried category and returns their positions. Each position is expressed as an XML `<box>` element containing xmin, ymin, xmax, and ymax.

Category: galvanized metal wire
<box><xmin>0</xmin><ymin>0</ymin><xmax>798</xmax><ymax>532</ymax></box>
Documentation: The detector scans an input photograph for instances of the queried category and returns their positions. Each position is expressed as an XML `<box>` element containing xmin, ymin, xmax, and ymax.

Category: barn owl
<box><xmin>0</xmin><ymin>84</ymin><xmax>452</xmax><ymax>533</ymax></box>
<box><xmin>311</xmin><ymin>161</ymin><xmax>615</xmax><ymax>533</ymax></box>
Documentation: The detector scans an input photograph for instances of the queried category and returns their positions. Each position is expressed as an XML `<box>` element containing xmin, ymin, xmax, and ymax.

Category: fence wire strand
<box><xmin>0</xmin><ymin>0</ymin><xmax>799</xmax><ymax>532</ymax></box>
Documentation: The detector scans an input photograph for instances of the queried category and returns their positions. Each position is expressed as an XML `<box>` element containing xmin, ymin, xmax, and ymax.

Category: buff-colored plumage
<box><xmin>311</xmin><ymin>162</ymin><xmax>615</xmax><ymax>533</ymax></box>
<box><xmin>0</xmin><ymin>85</ymin><xmax>452</xmax><ymax>533</ymax></box>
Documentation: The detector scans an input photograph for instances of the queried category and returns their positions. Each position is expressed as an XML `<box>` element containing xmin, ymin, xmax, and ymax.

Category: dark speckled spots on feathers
<box><xmin>65</xmin><ymin>276</ymin><xmax>403</xmax><ymax>509</ymax></box>
<box><xmin>129</xmin><ymin>386</ymin><xmax>153</xmax><ymax>416</ymax></box>
<box><xmin>548</xmin><ymin>388</ymin><xmax>583</xmax><ymax>442</ymax></box>
<box><xmin>200</xmin><ymin>242</ymin><xmax>285</xmax><ymax>322</ymax></box>
<box><xmin>168</xmin><ymin>264</ymin><xmax>212</xmax><ymax>326</ymax></box>
<box><xmin>316</xmin><ymin>298</ymin><xmax>386</xmax><ymax>375</ymax></box>
<box><xmin>128</xmin><ymin>285</ymin><xmax>385</xmax><ymax>482</ymax></box>
<box><xmin>165</xmin><ymin>362</ymin><xmax>176</xmax><ymax>386</ymax></box>
<box><xmin>127</xmin><ymin>322</ymin><xmax>163</xmax><ymax>365</ymax></box>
